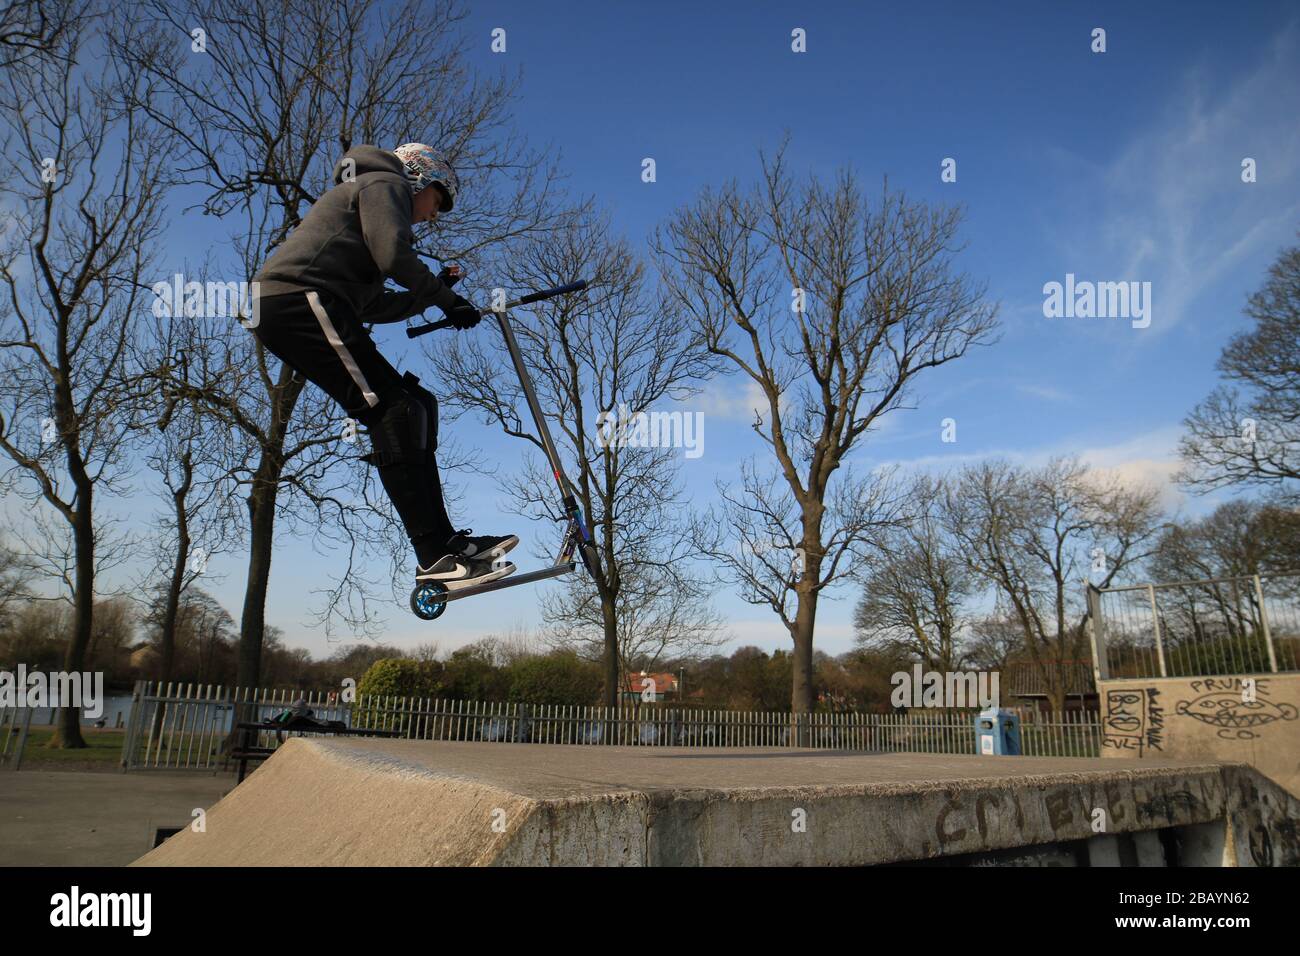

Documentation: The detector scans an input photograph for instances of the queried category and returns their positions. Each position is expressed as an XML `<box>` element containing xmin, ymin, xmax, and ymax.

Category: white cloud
<box><xmin>692</xmin><ymin>375</ymin><xmax>772</xmax><ymax>422</ymax></box>
<box><xmin>879</xmin><ymin>424</ymin><xmax>1188</xmax><ymax>510</ymax></box>
<box><xmin>1045</xmin><ymin>23</ymin><xmax>1300</xmax><ymax>335</ymax></box>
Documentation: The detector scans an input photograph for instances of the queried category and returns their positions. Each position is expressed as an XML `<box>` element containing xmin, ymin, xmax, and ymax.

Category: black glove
<box><xmin>443</xmin><ymin>294</ymin><xmax>482</xmax><ymax>330</ymax></box>
<box><xmin>438</xmin><ymin>264</ymin><xmax>464</xmax><ymax>288</ymax></box>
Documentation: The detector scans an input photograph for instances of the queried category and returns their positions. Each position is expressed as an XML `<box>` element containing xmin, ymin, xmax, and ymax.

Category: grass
<box><xmin>6</xmin><ymin>727</ymin><xmax>125</xmax><ymax>769</ymax></box>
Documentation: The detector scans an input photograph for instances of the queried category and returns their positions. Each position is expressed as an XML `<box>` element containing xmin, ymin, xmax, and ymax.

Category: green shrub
<box><xmin>506</xmin><ymin>651</ymin><xmax>602</xmax><ymax>706</ymax></box>
<box><xmin>440</xmin><ymin>646</ymin><xmax>510</xmax><ymax>701</ymax></box>
<box><xmin>354</xmin><ymin>658</ymin><xmax>442</xmax><ymax>731</ymax></box>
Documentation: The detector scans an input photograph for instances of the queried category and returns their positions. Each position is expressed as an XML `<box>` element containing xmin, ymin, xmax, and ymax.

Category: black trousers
<box><xmin>251</xmin><ymin>289</ymin><xmax>456</xmax><ymax>549</ymax></box>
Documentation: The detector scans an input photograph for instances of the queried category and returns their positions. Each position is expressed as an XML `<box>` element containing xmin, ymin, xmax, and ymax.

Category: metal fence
<box><xmin>1088</xmin><ymin>572</ymin><xmax>1300</xmax><ymax>680</ymax></box>
<box><xmin>0</xmin><ymin>706</ymin><xmax>34</xmax><ymax>770</ymax></box>
<box><xmin>122</xmin><ymin>682</ymin><xmax>354</xmax><ymax>771</ymax></box>
<box><xmin>121</xmin><ymin>680</ymin><xmax>1101</xmax><ymax>771</ymax></box>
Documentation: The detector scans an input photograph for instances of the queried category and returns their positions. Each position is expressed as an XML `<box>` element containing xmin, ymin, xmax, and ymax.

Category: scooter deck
<box><xmin>407</xmin><ymin>277</ymin><xmax>594</xmax><ymax>621</ymax></box>
<box><xmin>433</xmin><ymin>561</ymin><xmax>576</xmax><ymax>602</ymax></box>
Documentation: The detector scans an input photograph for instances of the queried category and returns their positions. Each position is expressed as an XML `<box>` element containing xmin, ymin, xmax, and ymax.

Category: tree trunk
<box><xmin>236</xmin><ymin>368</ymin><xmax>301</xmax><ymax>690</ymax></box>
<box><xmin>152</xmin><ymin>480</ymin><xmax>190</xmax><ymax>742</ymax></box>
<box><xmin>160</xmin><ymin>469</ymin><xmax>192</xmax><ymax>684</ymax></box>
<box><xmin>238</xmin><ymin>466</ymin><xmax>279</xmax><ymax>688</ymax></box>
<box><xmin>790</xmin><ymin>521</ymin><xmax>824</xmax><ymax>741</ymax></box>
<box><xmin>601</xmin><ymin>597</ymin><xmax>619</xmax><ymax>709</ymax></box>
<box><xmin>791</xmin><ymin>564</ymin><xmax>820</xmax><ymax>746</ymax></box>
<box><xmin>52</xmin><ymin>495</ymin><xmax>93</xmax><ymax>749</ymax></box>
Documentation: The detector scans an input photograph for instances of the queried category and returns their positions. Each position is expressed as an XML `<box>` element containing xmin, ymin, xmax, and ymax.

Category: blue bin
<box><xmin>976</xmin><ymin>707</ymin><xmax>1021</xmax><ymax>755</ymax></box>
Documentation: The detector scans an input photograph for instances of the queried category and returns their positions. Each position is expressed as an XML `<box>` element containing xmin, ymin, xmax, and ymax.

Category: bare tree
<box><xmin>0</xmin><ymin>534</ymin><xmax>35</xmax><ymax>631</ymax></box>
<box><xmin>111</xmin><ymin>0</ymin><xmax>574</xmax><ymax>683</ymax></box>
<box><xmin>1146</xmin><ymin>500</ymin><xmax>1300</xmax><ymax>655</ymax></box>
<box><xmin>963</xmin><ymin>613</ymin><xmax>1023</xmax><ymax>674</ymax></box>
<box><xmin>0</xmin><ymin>0</ymin><xmax>79</xmax><ymax>68</ymax></box>
<box><xmin>854</xmin><ymin>475</ymin><xmax>974</xmax><ymax>672</ymax></box>
<box><xmin>0</xmin><ymin>12</ymin><xmax>170</xmax><ymax>746</ymax></box>
<box><xmin>652</xmin><ymin>142</ymin><xmax>998</xmax><ymax>720</ymax></box>
<box><xmin>434</xmin><ymin>212</ymin><xmax>722</xmax><ymax>705</ymax></box>
<box><xmin>1152</xmin><ymin>499</ymin><xmax>1300</xmax><ymax>584</ymax></box>
<box><xmin>128</xmin><ymin>298</ymin><xmax>243</xmax><ymax>685</ymax></box>
<box><xmin>943</xmin><ymin>458</ymin><xmax>1163</xmax><ymax>711</ymax></box>
<box><xmin>1178</xmin><ymin>242</ymin><xmax>1300</xmax><ymax>502</ymax></box>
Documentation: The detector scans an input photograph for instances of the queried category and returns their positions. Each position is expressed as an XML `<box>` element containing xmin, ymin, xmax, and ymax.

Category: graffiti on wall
<box><xmin>1175</xmin><ymin>677</ymin><xmax>1299</xmax><ymax>741</ymax></box>
<box><xmin>1102</xmin><ymin>687</ymin><xmax>1164</xmax><ymax>755</ymax></box>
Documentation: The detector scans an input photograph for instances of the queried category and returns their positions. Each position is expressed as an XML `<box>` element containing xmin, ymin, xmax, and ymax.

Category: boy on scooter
<box><xmin>250</xmin><ymin>143</ymin><xmax>517</xmax><ymax>593</ymax></box>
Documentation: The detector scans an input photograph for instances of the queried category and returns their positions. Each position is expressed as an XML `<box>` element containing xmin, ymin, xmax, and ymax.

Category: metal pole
<box><xmin>495</xmin><ymin>309</ymin><xmax>572</xmax><ymax>498</ymax></box>
<box><xmin>1086</xmin><ymin>584</ymin><xmax>1110</xmax><ymax>682</ymax></box>
<box><xmin>1147</xmin><ymin>584</ymin><xmax>1167</xmax><ymax>677</ymax></box>
<box><xmin>13</xmin><ymin>706</ymin><xmax>33</xmax><ymax>772</ymax></box>
<box><xmin>1254</xmin><ymin>574</ymin><xmax>1279</xmax><ymax>674</ymax></box>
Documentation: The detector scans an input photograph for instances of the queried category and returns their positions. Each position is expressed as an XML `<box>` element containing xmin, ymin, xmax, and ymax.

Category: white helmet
<box><xmin>392</xmin><ymin>143</ymin><xmax>459</xmax><ymax>211</ymax></box>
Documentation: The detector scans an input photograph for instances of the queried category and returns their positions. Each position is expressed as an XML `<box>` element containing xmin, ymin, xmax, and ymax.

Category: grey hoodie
<box><xmin>253</xmin><ymin>145</ymin><xmax>459</xmax><ymax>324</ymax></box>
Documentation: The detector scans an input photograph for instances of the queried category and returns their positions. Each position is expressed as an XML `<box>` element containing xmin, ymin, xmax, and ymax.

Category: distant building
<box><xmin>1003</xmin><ymin>659</ymin><xmax>1097</xmax><ymax>711</ymax></box>
<box><xmin>622</xmin><ymin>671</ymin><xmax>680</xmax><ymax>703</ymax></box>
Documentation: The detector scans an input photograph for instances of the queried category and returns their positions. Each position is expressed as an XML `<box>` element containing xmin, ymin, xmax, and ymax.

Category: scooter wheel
<box><xmin>410</xmin><ymin>582</ymin><xmax>448</xmax><ymax>621</ymax></box>
<box><xmin>578</xmin><ymin>542</ymin><xmax>600</xmax><ymax>580</ymax></box>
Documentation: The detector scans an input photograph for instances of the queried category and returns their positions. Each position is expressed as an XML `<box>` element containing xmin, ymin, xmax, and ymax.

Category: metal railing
<box><xmin>120</xmin><ymin>680</ymin><xmax>1101</xmax><ymax>771</ymax></box>
<box><xmin>1</xmin><ymin>706</ymin><xmax>34</xmax><ymax>770</ymax></box>
<box><xmin>122</xmin><ymin>682</ymin><xmax>354</xmax><ymax>771</ymax></box>
<box><xmin>1088</xmin><ymin>572</ymin><xmax>1300</xmax><ymax>681</ymax></box>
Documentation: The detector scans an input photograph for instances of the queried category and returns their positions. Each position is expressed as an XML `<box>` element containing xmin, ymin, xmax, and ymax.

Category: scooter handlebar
<box><xmin>516</xmin><ymin>279</ymin><xmax>588</xmax><ymax>306</ymax></box>
<box><xmin>406</xmin><ymin>317</ymin><xmax>455</xmax><ymax>338</ymax></box>
<box><xmin>406</xmin><ymin>279</ymin><xmax>588</xmax><ymax>339</ymax></box>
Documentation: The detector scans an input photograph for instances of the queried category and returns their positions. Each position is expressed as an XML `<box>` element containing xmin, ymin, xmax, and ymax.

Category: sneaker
<box><xmin>445</xmin><ymin>528</ymin><xmax>518</xmax><ymax>561</ymax></box>
<box><xmin>417</xmin><ymin>554</ymin><xmax>516</xmax><ymax>592</ymax></box>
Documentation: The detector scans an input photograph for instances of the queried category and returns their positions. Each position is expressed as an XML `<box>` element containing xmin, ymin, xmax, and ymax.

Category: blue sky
<box><xmin>10</xmin><ymin>1</ymin><xmax>1300</xmax><ymax>661</ymax></box>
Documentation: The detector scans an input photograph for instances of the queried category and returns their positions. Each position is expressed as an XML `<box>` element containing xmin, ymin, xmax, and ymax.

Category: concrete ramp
<box><xmin>135</xmin><ymin>738</ymin><xmax>1300</xmax><ymax>866</ymax></box>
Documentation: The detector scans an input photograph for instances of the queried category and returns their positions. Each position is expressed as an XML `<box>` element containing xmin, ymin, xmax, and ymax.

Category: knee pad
<box><xmin>363</xmin><ymin>372</ymin><xmax>437</xmax><ymax>467</ymax></box>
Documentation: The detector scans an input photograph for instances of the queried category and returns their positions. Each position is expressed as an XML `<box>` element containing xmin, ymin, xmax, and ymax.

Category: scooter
<box><xmin>403</xmin><ymin>277</ymin><xmax>599</xmax><ymax>621</ymax></box>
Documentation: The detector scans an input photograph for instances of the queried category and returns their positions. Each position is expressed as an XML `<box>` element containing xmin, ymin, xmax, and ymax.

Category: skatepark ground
<box><xmin>5</xmin><ymin>740</ymin><xmax>1297</xmax><ymax>867</ymax></box>
<box><xmin>125</xmin><ymin>738</ymin><xmax>1300</xmax><ymax>866</ymax></box>
<box><xmin>0</xmin><ymin>770</ymin><xmax>232</xmax><ymax>866</ymax></box>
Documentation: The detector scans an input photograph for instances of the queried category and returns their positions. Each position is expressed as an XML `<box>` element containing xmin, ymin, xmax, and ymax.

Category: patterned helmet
<box><xmin>392</xmin><ymin>143</ymin><xmax>458</xmax><ymax>211</ymax></box>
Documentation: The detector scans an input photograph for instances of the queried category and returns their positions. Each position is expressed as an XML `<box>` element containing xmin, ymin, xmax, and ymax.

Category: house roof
<box><xmin>623</xmin><ymin>672</ymin><xmax>679</xmax><ymax>693</ymax></box>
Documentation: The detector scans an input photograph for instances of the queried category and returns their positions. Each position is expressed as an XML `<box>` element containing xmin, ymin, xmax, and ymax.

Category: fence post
<box><xmin>11</xmin><ymin>707</ymin><xmax>33</xmax><ymax>771</ymax></box>
<box><xmin>1086</xmin><ymin>584</ymin><xmax>1111</xmax><ymax>682</ymax></box>
<box><xmin>517</xmin><ymin>703</ymin><xmax>530</xmax><ymax>742</ymax></box>
<box><xmin>1146</xmin><ymin>584</ymin><xmax>1168</xmax><ymax>677</ymax></box>
<box><xmin>121</xmin><ymin>679</ymin><xmax>144</xmax><ymax>771</ymax></box>
<box><xmin>1254</xmin><ymin>574</ymin><xmax>1280</xmax><ymax>674</ymax></box>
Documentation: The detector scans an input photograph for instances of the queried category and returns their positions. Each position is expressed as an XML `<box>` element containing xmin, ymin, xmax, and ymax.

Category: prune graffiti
<box><xmin>1175</xmin><ymin>678</ymin><xmax>1299</xmax><ymax>741</ymax></box>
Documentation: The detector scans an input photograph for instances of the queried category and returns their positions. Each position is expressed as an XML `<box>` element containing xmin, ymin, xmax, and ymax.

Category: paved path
<box><xmin>0</xmin><ymin>770</ymin><xmax>233</xmax><ymax>866</ymax></box>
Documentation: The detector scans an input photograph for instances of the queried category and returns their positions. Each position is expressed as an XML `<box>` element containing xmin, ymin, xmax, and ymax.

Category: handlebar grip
<box><xmin>517</xmin><ymin>279</ymin><xmax>588</xmax><ymax>306</ymax></box>
<box><xmin>406</xmin><ymin>318</ymin><xmax>456</xmax><ymax>338</ymax></box>
<box><xmin>406</xmin><ymin>279</ymin><xmax>588</xmax><ymax>337</ymax></box>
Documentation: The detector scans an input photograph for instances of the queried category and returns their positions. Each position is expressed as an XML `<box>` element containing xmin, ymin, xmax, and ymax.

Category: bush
<box><xmin>506</xmin><ymin>651</ymin><xmax>602</xmax><ymax>707</ymax></box>
<box><xmin>357</xmin><ymin>658</ymin><xmax>440</xmax><ymax>703</ymax></box>
<box><xmin>440</xmin><ymin>646</ymin><xmax>510</xmax><ymax>701</ymax></box>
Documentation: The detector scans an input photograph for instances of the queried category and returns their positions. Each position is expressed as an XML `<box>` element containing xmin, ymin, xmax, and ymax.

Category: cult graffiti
<box><xmin>1102</xmin><ymin>687</ymin><xmax>1164</xmax><ymax>755</ymax></box>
